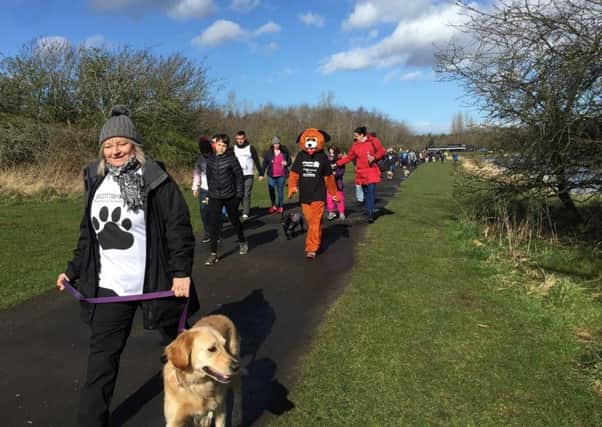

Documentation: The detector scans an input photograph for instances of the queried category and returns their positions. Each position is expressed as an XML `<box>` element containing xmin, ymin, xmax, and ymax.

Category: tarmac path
<box><xmin>0</xmin><ymin>174</ymin><xmax>402</xmax><ymax>427</ymax></box>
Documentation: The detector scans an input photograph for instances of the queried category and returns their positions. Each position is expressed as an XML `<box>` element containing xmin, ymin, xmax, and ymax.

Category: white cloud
<box><xmin>254</xmin><ymin>21</ymin><xmax>280</xmax><ymax>36</ymax></box>
<box><xmin>192</xmin><ymin>20</ymin><xmax>245</xmax><ymax>47</ymax></box>
<box><xmin>321</xmin><ymin>3</ymin><xmax>470</xmax><ymax>73</ymax></box>
<box><xmin>298</xmin><ymin>12</ymin><xmax>325</xmax><ymax>27</ymax></box>
<box><xmin>230</xmin><ymin>0</ymin><xmax>259</xmax><ymax>11</ymax></box>
<box><xmin>83</xmin><ymin>34</ymin><xmax>107</xmax><ymax>48</ymax></box>
<box><xmin>342</xmin><ymin>0</ymin><xmax>431</xmax><ymax>30</ymax></box>
<box><xmin>400</xmin><ymin>71</ymin><xmax>422</xmax><ymax>81</ymax></box>
<box><xmin>192</xmin><ymin>20</ymin><xmax>279</xmax><ymax>47</ymax></box>
<box><xmin>167</xmin><ymin>0</ymin><xmax>215</xmax><ymax>20</ymax></box>
<box><xmin>89</xmin><ymin>0</ymin><xmax>215</xmax><ymax>20</ymax></box>
<box><xmin>368</xmin><ymin>29</ymin><xmax>379</xmax><ymax>39</ymax></box>
<box><xmin>343</xmin><ymin>2</ymin><xmax>379</xmax><ymax>30</ymax></box>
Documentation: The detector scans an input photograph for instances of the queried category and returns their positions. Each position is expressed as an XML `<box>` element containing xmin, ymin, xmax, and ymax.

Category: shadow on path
<box><xmin>110</xmin><ymin>371</ymin><xmax>163</xmax><ymax>426</ymax></box>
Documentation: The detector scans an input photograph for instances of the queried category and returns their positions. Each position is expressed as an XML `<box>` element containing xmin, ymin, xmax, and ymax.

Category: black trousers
<box><xmin>208</xmin><ymin>196</ymin><xmax>245</xmax><ymax>253</ymax></box>
<box><xmin>78</xmin><ymin>288</ymin><xmax>138</xmax><ymax>427</ymax></box>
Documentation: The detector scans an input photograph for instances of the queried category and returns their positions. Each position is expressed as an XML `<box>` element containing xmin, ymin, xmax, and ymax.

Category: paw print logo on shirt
<box><xmin>92</xmin><ymin>206</ymin><xmax>134</xmax><ymax>250</ymax></box>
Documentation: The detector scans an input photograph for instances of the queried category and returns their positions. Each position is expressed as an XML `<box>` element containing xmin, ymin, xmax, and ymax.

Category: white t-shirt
<box><xmin>234</xmin><ymin>144</ymin><xmax>255</xmax><ymax>176</ymax></box>
<box><xmin>91</xmin><ymin>173</ymin><xmax>147</xmax><ymax>296</ymax></box>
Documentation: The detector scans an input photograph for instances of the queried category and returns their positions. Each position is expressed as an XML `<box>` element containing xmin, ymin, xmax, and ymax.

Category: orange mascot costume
<box><xmin>288</xmin><ymin>128</ymin><xmax>338</xmax><ymax>259</ymax></box>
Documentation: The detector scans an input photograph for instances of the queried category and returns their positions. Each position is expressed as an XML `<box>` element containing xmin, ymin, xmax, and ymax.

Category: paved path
<box><xmin>0</xmin><ymin>175</ymin><xmax>402</xmax><ymax>427</ymax></box>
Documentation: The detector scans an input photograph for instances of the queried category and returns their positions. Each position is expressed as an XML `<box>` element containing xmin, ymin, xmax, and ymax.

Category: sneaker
<box><xmin>268</xmin><ymin>206</ymin><xmax>277</xmax><ymax>214</ymax></box>
<box><xmin>205</xmin><ymin>252</ymin><xmax>218</xmax><ymax>265</ymax></box>
<box><xmin>367</xmin><ymin>215</ymin><xmax>375</xmax><ymax>224</ymax></box>
<box><xmin>239</xmin><ymin>242</ymin><xmax>248</xmax><ymax>255</ymax></box>
<box><xmin>276</xmin><ymin>207</ymin><xmax>284</xmax><ymax>214</ymax></box>
<box><xmin>338</xmin><ymin>213</ymin><xmax>346</xmax><ymax>220</ymax></box>
<box><xmin>305</xmin><ymin>251</ymin><xmax>316</xmax><ymax>260</ymax></box>
<box><xmin>202</xmin><ymin>235</ymin><xmax>211</xmax><ymax>243</ymax></box>
<box><xmin>327</xmin><ymin>212</ymin><xmax>337</xmax><ymax>220</ymax></box>
<box><xmin>241</xmin><ymin>214</ymin><xmax>249</xmax><ymax>221</ymax></box>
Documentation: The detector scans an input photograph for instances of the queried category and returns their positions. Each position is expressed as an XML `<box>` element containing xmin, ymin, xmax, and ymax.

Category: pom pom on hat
<box><xmin>110</xmin><ymin>105</ymin><xmax>130</xmax><ymax>117</ymax></box>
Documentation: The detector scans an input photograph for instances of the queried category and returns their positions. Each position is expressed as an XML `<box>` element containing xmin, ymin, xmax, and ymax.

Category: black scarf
<box><xmin>106</xmin><ymin>158</ymin><xmax>144</xmax><ymax>213</ymax></box>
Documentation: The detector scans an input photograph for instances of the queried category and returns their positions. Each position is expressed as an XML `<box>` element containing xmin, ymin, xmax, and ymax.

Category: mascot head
<box><xmin>296</xmin><ymin>128</ymin><xmax>330</xmax><ymax>156</ymax></box>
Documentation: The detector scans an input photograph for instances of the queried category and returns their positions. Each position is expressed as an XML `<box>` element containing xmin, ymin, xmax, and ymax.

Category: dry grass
<box><xmin>0</xmin><ymin>165</ymin><xmax>82</xmax><ymax>196</ymax></box>
<box><xmin>462</xmin><ymin>156</ymin><xmax>503</xmax><ymax>179</ymax></box>
<box><xmin>0</xmin><ymin>163</ymin><xmax>193</xmax><ymax>198</ymax></box>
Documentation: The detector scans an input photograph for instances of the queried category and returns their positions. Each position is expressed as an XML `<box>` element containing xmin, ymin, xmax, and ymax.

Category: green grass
<box><xmin>0</xmin><ymin>175</ymin><xmax>274</xmax><ymax>310</ymax></box>
<box><xmin>271</xmin><ymin>164</ymin><xmax>602</xmax><ymax>426</ymax></box>
<box><xmin>3</xmin><ymin>165</ymin><xmax>601</xmax><ymax>424</ymax></box>
<box><xmin>0</xmin><ymin>196</ymin><xmax>82</xmax><ymax>309</ymax></box>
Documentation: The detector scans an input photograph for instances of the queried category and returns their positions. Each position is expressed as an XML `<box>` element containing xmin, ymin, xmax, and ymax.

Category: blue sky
<box><xmin>0</xmin><ymin>0</ymin><xmax>485</xmax><ymax>134</ymax></box>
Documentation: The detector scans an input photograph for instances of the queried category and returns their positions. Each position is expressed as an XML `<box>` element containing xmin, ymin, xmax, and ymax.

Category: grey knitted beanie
<box><xmin>99</xmin><ymin>105</ymin><xmax>140</xmax><ymax>145</ymax></box>
<box><xmin>271</xmin><ymin>136</ymin><xmax>281</xmax><ymax>145</ymax></box>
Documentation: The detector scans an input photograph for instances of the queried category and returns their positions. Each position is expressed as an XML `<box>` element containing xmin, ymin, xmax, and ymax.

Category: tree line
<box><xmin>0</xmin><ymin>40</ymin><xmax>413</xmax><ymax>172</ymax></box>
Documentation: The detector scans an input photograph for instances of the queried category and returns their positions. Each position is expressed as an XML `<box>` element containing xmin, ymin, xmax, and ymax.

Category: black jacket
<box><xmin>206</xmin><ymin>149</ymin><xmax>244</xmax><ymax>200</ymax></box>
<box><xmin>261</xmin><ymin>145</ymin><xmax>292</xmax><ymax>178</ymax></box>
<box><xmin>65</xmin><ymin>160</ymin><xmax>199</xmax><ymax>329</ymax></box>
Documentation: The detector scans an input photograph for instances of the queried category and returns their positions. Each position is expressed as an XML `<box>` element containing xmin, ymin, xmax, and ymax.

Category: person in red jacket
<box><xmin>337</xmin><ymin>126</ymin><xmax>386</xmax><ymax>223</ymax></box>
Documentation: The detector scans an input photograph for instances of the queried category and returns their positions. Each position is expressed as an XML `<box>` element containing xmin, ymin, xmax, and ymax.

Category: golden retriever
<box><xmin>163</xmin><ymin>315</ymin><xmax>242</xmax><ymax>427</ymax></box>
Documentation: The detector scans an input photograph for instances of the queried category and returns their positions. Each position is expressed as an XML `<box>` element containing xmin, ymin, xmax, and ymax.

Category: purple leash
<box><xmin>63</xmin><ymin>281</ymin><xmax>189</xmax><ymax>333</ymax></box>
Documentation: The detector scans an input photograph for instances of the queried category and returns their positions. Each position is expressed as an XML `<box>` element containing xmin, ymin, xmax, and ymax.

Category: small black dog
<box><xmin>281</xmin><ymin>211</ymin><xmax>304</xmax><ymax>239</ymax></box>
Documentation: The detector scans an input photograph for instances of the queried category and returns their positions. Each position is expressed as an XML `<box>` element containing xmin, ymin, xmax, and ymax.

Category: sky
<box><xmin>0</xmin><ymin>0</ymin><xmax>487</xmax><ymax>134</ymax></box>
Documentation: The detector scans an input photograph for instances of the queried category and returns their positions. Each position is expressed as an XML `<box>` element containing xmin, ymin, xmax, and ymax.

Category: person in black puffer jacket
<box><xmin>205</xmin><ymin>133</ymin><xmax>247</xmax><ymax>264</ymax></box>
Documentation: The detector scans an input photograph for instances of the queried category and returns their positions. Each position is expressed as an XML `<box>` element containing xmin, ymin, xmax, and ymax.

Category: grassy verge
<box><xmin>271</xmin><ymin>163</ymin><xmax>602</xmax><ymax>426</ymax></box>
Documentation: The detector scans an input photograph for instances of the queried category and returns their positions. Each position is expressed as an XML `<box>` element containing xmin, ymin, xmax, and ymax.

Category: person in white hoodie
<box><xmin>233</xmin><ymin>130</ymin><xmax>264</xmax><ymax>220</ymax></box>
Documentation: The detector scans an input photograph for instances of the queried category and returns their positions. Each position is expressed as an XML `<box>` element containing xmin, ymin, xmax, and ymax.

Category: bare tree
<box><xmin>436</xmin><ymin>0</ymin><xmax>602</xmax><ymax>217</ymax></box>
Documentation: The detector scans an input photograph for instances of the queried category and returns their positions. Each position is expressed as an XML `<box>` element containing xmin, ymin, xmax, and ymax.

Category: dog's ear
<box><xmin>165</xmin><ymin>331</ymin><xmax>194</xmax><ymax>370</ymax></box>
<box><xmin>318</xmin><ymin>129</ymin><xmax>331</xmax><ymax>143</ymax></box>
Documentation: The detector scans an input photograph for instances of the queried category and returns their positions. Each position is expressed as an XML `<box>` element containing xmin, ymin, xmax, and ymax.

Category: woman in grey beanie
<box><xmin>55</xmin><ymin>105</ymin><xmax>199</xmax><ymax>427</ymax></box>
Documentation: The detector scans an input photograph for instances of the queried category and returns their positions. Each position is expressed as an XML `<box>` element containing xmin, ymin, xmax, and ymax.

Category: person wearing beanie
<box><xmin>261</xmin><ymin>135</ymin><xmax>292</xmax><ymax>214</ymax></box>
<box><xmin>56</xmin><ymin>105</ymin><xmax>199</xmax><ymax>426</ymax></box>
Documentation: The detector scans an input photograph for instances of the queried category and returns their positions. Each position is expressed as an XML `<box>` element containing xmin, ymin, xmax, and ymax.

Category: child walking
<box><xmin>204</xmin><ymin>134</ymin><xmax>247</xmax><ymax>265</ymax></box>
<box><xmin>326</xmin><ymin>146</ymin><xmax>346</xmax><ymax>220</ymax></box>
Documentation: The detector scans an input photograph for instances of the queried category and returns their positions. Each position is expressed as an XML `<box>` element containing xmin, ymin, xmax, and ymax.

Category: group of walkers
<box><xmin>377</xmin><ymin>147</ymin><xmax>452</xmax><ymax>182</ymax></box>
<box><xmin>191</xmin><ymin>131</ymin><xmax>291</xmax><ymax>265</ymax></box>
<box><xmin>190</xmin><ymin>125</ymin><xmax>388</xmax><ymax>264</ymax></box>
<box><xmin>54</xmin><ymin>105</ymin><xmax>389</xmax><ymax>426</ymax></box>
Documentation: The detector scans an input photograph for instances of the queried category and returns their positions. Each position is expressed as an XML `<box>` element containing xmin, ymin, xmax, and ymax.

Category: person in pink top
<box><xmin>336</xmin><ymin>126</ymin><xmax>386</xmax><ymax>223</ymax></box>
<box><xmin>326</xmin><ymin>146</ymin><xmax>346</xmax><ymax>220</ymax></box>
<box><xmin>261</xmin><ymin>136</ymin><xmax>292</xmax><ymax>214</ymax></box>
